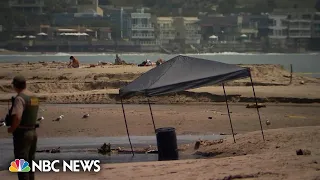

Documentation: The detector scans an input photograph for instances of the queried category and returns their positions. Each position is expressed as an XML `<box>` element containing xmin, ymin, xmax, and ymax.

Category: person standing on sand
<box><xmin>8</xmin><ymin>75</ymin><xmax>39</xmax><ymax>180</ymax></box>
<box><xmin>68</xmin><ymin>56</ymin><xmax>80</xmax><ymax>68</ymax></box>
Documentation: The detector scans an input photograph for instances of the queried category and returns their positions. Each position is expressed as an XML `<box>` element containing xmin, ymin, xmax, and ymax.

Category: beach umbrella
<box><xmin>29</xmin><ymin>35</ymin><xmax>36</xmax><ymax>39</ymax></box>
<box><xmin>14</xmin><ymin>35</ymin><xmax>26</xmax><ymax>39</ymax></box>
<box><xmin>240</xmin><ymin>34</ymin><xmax>247</xmax><ymax>38</ymax></box>
<box><xmin>37</xmin><ymin>32</ymin><xmax>47</xmax><ymax>36</ymax></box>
<box><xmin>81</xmin><ymin>33</ymin><xmax>89</xmax><ymax>36</ymax></box>
<box><xmin>209</xmin><ymin>35</ymin><xmax>218</xmax><ymax>39</ymax></box>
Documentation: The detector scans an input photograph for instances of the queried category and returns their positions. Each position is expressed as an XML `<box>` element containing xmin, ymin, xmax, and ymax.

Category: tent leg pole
<box><xmin>147</xmin><ymin>98</ymin><xmax>156</xmax><ymax>133</ymax></box>
<box><xmin>249</xmin><ymin>74</ymin><xmax>265</xmax><ymax>141</ymax></box>
<box><xmin>222</xmin><ymin>83</ymin><xmax>236</xmax><ymax>143</ymax></box>
<box><xmin>120</xmin><ymin>98</ymin><xmax>134</xmax><ymax>156</ymax></box>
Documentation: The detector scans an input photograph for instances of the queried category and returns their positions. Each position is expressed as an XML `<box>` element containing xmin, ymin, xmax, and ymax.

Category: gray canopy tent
<box><xmin>119</xmin><ymin>55</ymin><xmax>264</xmax><ymax>155</ymax></box>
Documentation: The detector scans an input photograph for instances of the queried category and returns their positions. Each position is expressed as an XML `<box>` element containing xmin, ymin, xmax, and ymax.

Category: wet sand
<box><xmin>1</xmin><ymin>103</ymin><xmax>319</xmax><ymax>138</ymax></box>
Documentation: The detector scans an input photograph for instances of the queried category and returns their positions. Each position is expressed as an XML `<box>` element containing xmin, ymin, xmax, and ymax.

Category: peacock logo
<box><xmin>9</xmin><ymin>159</ymin><xmax>31</xmax><ymax>172</ymax></box>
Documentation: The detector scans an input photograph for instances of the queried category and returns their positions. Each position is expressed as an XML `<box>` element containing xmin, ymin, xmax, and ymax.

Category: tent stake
<box><xmin>222</xmin><ymin>83</ymin><xmax>236</xmax><ymax>143</ymax></box>
<box><xmin>120</xmin><ymin>98</ymin><xmax>134</xmax><ymax>156</ymax></box>
<box><xmin>147</xmin><ymin>98</ymin><xmax>157</xmax><ymax>133</ymax></box>
<box><xmin>249</xmin><ymin>73</ymin><xmax>265</xmax><ymax>141</ymax></box>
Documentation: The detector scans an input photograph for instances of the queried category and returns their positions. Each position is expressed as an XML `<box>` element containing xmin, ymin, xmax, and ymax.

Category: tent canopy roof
<box><xmin>119</xmin><ymin>55</ymin><xmax>250</xmax><ymax>98</ymax></box>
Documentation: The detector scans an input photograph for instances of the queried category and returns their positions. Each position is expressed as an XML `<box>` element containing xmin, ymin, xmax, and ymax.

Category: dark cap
<box><xmin>12</xmin><ymin>75</ymin><xmax>26</xmax><ymax>88</ymax></box>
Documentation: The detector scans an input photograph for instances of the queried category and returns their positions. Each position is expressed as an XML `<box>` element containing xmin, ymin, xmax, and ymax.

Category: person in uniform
<box><xmin>8</xmin><ymin>75</ymin><xmax>39</xmax><ymax>180</ymax></box>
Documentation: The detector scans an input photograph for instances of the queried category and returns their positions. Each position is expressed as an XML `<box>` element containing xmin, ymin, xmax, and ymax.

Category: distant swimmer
<box><xmin>68</xmin><ymin>56</ymin><xmax>80</xmax><ymax>68</ymax></box>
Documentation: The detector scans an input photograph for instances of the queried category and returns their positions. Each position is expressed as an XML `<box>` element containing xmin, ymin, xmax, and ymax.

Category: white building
<box><xmin>313</xmin><ymin>12</ymin><xmax>320</xmax><ymax>37</ymax></box>
<box><xmin>183</xmin><ymin>17</ymin><xmax>201</xmax><ymax>45</ymax></box>
<box><xmin>157</xmin><ymin>17</ymin><xmax>175</xmax><ymax>45</ymax></box>
<box><xmin>268</xmin><ymin>14</ymin><xmax>288</xmax><ymax>39</ymax></box>
<box><xmin>287</xmin><ymin>12</ymin><xmax>312</xmax><ymax>39</ymax></box>
<box><xmin>130</xmin><ymin>9</ymin><xmax>156</xmax><ymax>45</ymax></box>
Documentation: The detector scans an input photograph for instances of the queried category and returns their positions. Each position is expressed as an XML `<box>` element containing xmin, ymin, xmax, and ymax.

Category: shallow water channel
<box><xmin>0</xmin><ymin>134</ymin><xmax>223</xmax><ymax>171</ymax></box>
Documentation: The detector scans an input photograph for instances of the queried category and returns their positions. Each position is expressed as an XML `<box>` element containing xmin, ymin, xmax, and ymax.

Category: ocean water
<box><xmin>0</xmin><ymin>52</ymin><xmax>319</xmax><ymax>77</ymax></box>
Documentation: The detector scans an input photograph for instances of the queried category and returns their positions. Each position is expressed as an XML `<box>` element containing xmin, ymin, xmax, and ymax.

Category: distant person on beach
<box><xmin>68</xmin><ymin>56</ymin><xmax>80</xmax><ymax>68</ymax></box>
<box><xmin>138</xmin><ymin>59</ymin><xmax>153</xmax><ymax>67</ymax></box>
<box><xmin>115</xmin><ymin>54</ymin><xmax>122</xmax><ymax>65</ymax></box>
<box><xmin>114</xmin><ymin>54</ymin><xmax>128</xmax><ymax>65</ymax></box>
<box><xmin>156</xmin><ymin>58</ymin><xmax>164</xmax><ymax>66</ymax></box>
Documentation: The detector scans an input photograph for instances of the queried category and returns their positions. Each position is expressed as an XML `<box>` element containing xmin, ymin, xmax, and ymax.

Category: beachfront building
<box><xmin>156</xmin><ymin>16</ymin><xmax>201</xmax><ymax>45</ymax></box>
<box><xmin>198</xmin><ymin>15</ymin><xmax>241</xmax><ymax>42</ymax></box>
<box><xmin>287</xmin><ymin>11</ymin><xmax>313</xmax><ymax>39</ymax></box>
<box><xmin>8</xmin><ymin>0</ymin><xmax>44</xmax><ymax>14</ymax></box>
<box><xmin>312</xmin><ymin>12</ymin><xmax>320</xmax><ymax>37</ymax></box>
<box><xmin>156</xmin><ymin>17</ymin><xmax>176</xmax><ymax>45</ymax></box>
<box><xmin>102</xmin><ymin>7</ymin><xmax>132</xmax><ymax>40</ymax></box>
<box><xmin>183</xmin><ymin>17</ymin><xmax>202</xmax><ymax>45</ymax></box>
<box><xmin>268</xmin><ymin>14</ymin><xmax>288</xmax><ymax>39</ymax></box>
<box><xmin>310</xmin><ymin>12</ymin><xmax>320</xmax><ymax>50</ymax></box>
<box><xmin>130</xmin><ymin>9</ymin><xmax>157</xmax><ymax>45</ymax></box>
<box><xmin>238</xmin><ymin>15</ymin><xmax>260</xmax><ymax>40</ymax></box>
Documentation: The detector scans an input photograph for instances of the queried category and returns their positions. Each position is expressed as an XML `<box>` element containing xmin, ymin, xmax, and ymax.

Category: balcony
<box><xmin>269</xmin><ymin>35</ymin><xmax>287</xmax><ymax>39</ymax></box>
<box><xmin>288</xmin><ymin>25</ymin><xmax>311</xmax><ymax>30</ymax></box>
<box><xmin>159</xmin><ymin>26</ymin><xmax>175</xmax><ymax>30</ymax></box>
<box><xmin>131</xmin><ymin>13</ymin><xmax>151</xmax><ymax>19</ymax></box>
<box><xmin>185</xmin><ymin>34</ymin><xmax>201</xmax><ymax>39</ymax></box>
<box><xmin>9</xmin><ymin>0</ymin><xmax>44</xmax><ymax>7</ymax></box>
<box><xmin>131</xmin><ymin>34</ymin><xmax>155</xmax><ymax>39</ymax></box>
<box><xmin>159</xmin><ymin>34</ymin><xmax>175</xmax><ymax>40</ymax></box>
<box><xmin>131</xmin><ymin>24</ymin><xmax>154</xmax><ymax>31</ymax></box>
<box><xmin>288</xmin><ymin>33</ymin><xmax>311</xmax><ymax>38</ymax></box>
<box><xmin>185</xmin><ymin>26</ymin><xmax>201</xmax><ymax>31</ymax></box>
<box><xmin>287</xmin><ymin>19</ymin><xmax>312</xmax><ymax>23</ymax></box>
<box><xmin>268</xmin><ymin>26</ymin><xmax>287</xmax><ymax>30</ymax></box>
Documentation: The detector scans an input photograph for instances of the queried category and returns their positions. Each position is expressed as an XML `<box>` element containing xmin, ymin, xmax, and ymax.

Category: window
<box><xmin>302</xmin><ymin>14</ymin><xmax>311</xmax><ymax>20</ymax></box>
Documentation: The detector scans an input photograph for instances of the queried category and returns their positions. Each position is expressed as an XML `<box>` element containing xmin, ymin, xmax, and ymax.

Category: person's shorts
<box><xmin>72</xmin><ymin>64</ymin><xmax>79</xmax><ymax>68</ymax></box>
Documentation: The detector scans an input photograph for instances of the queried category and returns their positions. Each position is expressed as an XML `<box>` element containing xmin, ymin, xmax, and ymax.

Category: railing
<box><xmin>131</xmin><ymin>24</ymin><xmax>154</xmax><ymax>29</ymax></box>
<box><xmin>185</xmin><ymin>26</ymin><xmax>201</xmax><ymax>31</ymax></box>
<box><xmin>268</xmin><ymin>26</ymin><xmax>288</xmax><ymax>29</ymax></box>
<box><xmin>289</xmin><ymin>26</ymin><xmax>311</xmax><ymax>29</ymax></box>
<box><xmin>159</xmin><ymin>35</ymin><xmax>175</xmax><ymax>39</ymax></box>
<box><xmin>159</xmin><ymin>26</ymin><xmax>175</xmax><ymax>30</ymax></box>
<box><xmin>288</xmin><ymin>33</ymin><xmax>311</xmax><ymax>37</ymax></box>
<box><xmin>9</xmin><ymin>0</ymin><xmax>44</xmax><ymax>6</ymax></box>
<box><xmin>131</xmin><ymin>13</ymin><xmax>151</xmax><ymax>19</ymax></box>
<box><xmin>131</xmin><ymin>34</ymin><xmax>155</xmax><ymax>38</ymax></box>
<box><xmin>185</xmin><ymin>34</ymin><xmax>202</xmax><ymax>39</ymax></box>
<box><xmin>269</xmin><ymin>35</ymin><xmax>287</xmax><ymax>38</ymax></box>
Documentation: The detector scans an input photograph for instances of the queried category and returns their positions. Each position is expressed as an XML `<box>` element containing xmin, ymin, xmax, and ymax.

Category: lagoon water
<box><xmin>0</xmin><ymin>134</ymin><xmax>222</xmax><ymax>171</ymax></box>
<box><xmin>0</xmin><ymin>52</ymin><xmax>319</xmax><ymax>77</ymax></box>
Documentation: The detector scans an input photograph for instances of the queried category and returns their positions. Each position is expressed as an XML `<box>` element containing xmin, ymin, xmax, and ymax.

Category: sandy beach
<box><xmin>0</xmin><ymin>62</ymin><xmax>319</xmax><ymax>103</ymax></box>
<box><xmin>0</xmin><ymin>62</ymin><xmax>319</xmax><ymax>179</ymax></box>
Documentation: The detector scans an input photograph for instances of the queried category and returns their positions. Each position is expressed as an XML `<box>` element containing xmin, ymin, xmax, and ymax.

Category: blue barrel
<box><xmin>156</xmin><ymin>127</ymin><xmax>179</xmax><ymax>161</ymax></box>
